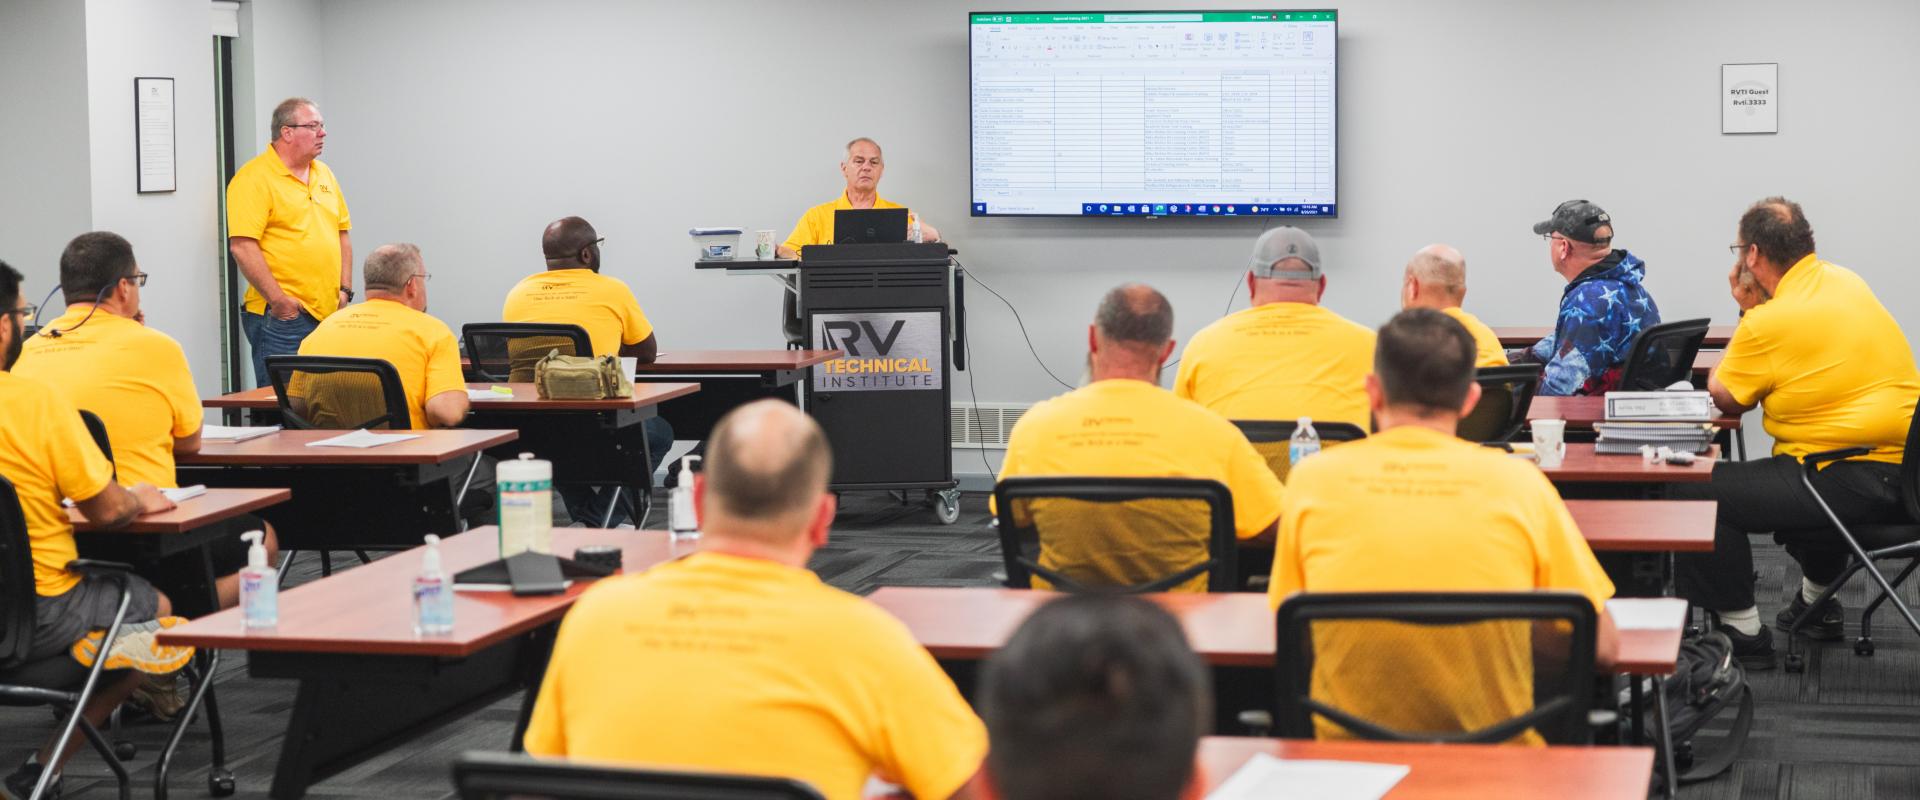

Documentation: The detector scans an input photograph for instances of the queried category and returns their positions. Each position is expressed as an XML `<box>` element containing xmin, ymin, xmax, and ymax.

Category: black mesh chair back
<box><xmin>266</xmin><ymin>355</ymin><xmax>412</xmax><ymax>431</ymax></box>
<box><xmin>452</xmin><ymin>752</ymin><xmax>826</xmax><ymax>800</ymax></box>
<box><xmin>994</xmin><ymin>476</ymin><xmax>1237</xmax><ymax>593</ymax></box>
<box><xmin>78</xmin><ymin>409</ymin><xmax>116</xmax><ymax>481</ymax></box>
<box><xmin>1273</xmin><ymin>591</ymin><xmax>1598</xmax><ymax>745</ymax></box>
<box><xmin>1231</xmin><ymin>420</ymin><xmax>1366</xmax><ymax>484</ymax></box>
<box><xmin>463</xmin><ymin>323</ymin><xmax>593</xmax><ymax>383</ymax></box>
<box><xmin>1458</xmin><ymin>365</ymin><xmax>1542</xmax><ymax>444</ymax></box>
<box><xmin>1618</xmin><ymin>318</ymin><xmax>1710</xmax><ymax>392</ymax></box>
<box><xmin>0</xmin><ymin>475</ymin><xmax>34</xmax><ymax>669</ymax></box>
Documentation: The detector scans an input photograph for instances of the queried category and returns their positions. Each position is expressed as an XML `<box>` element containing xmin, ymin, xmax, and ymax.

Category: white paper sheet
<box><xmin>304</xmin><ymin>429</ymin><xmax>422</xmax><ymax>449</ymax></box>
<box><xmin>1206</xmin><ymin>754</ymin><xmax>1409</xmax><ymax>800</ymax></box>
<box><xmin>1606</xmin><ymin>597</ymin><xmax>1689</xmax><ymax>630</ymax></box>
<box><xmin>201</xmin><ymin>424</ymin><xmax>281</xmax><ymax>442</ymax></box>
<box><xmin>161</xmin><ymin>485</ymin><xmax>207</xmax><ymax>503</ymax></box>
<box><xmin>468</xmin><ymin>387</ymin><xmax>514</xmax><ymax>401</ymax></box>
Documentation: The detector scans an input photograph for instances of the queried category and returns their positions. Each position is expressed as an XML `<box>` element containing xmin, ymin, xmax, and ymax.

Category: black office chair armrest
<box><xmin>64</xmin><ymin>559</ymin><xmax>137</xmax><ymax>577</ymax></box>
<box><xmin>1802</xmin><ymin>447</ymin><xmax>1874</xmax><ymax>469</ymax></box>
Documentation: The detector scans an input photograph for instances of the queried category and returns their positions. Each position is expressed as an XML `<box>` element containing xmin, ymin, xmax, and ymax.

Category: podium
<box><xmin>799</xmin><ymin>243</ymin><xmax>964</xmax><ymax>522</ymax></box>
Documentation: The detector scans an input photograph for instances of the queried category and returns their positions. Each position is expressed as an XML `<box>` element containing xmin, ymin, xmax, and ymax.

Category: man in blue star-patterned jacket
<box><xmin>1511</xmin><ymin>199</ymin><xmax>1661</xmax><ymax>395</ymax></box>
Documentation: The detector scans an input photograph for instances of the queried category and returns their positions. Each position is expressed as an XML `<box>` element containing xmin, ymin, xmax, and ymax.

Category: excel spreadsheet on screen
<box><xmin>970</xmin><ymin>11</ymin><xmax>1338</xmax><ymax>218</ymax></box>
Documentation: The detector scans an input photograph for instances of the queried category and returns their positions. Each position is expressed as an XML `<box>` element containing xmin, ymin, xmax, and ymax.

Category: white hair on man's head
<box><xmin>844</xmin><ymin>137</ymin><xmax>882</xmax><ymax>158</ymax></box>
<box><xmin>363</xmin><ymin>243</ymin><xmax>423</xmax><ymax>292</ymax></box>
<box><xmin>1406</xmin><ymin>244</ymin><xmax>1467</xmax><ymax>299</ymax></box>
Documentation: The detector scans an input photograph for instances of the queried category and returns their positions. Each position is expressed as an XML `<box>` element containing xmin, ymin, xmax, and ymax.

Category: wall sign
<box><xmin>1722</xmin><ymin>63</ymin><xmax>1778</xmax><ymax>135</ymax></box>
<box><xmin>135</xmin><ymin>77</ymin><xmax>177</xmax><ymax>193</ymax></box>
<box><xmin>812</xmin><ymin>311</ymin><xmax>944</xmax><ymax>392</ymax></box>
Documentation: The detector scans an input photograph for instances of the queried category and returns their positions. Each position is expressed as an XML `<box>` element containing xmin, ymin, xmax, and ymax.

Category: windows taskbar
<box><xmin>970</xmin><ymin>202</ymin><xmax>1337</xmax><ymax>217</ymax></box>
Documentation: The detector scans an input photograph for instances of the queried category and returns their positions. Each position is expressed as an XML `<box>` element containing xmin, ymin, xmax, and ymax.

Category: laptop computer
<box><xmin>834</xmin><ymin>208</ymin><xmax>909</xmax><ymax>244</ymax></box>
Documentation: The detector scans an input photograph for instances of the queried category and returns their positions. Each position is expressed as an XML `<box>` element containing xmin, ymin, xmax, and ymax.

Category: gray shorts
<box><xmin>30</xmin><ymin>572</ymin><xmax>161</xmax><ymax>662</ymax></box>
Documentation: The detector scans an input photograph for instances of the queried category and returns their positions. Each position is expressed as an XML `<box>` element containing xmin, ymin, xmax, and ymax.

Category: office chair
<box><xmin>1459</xmin><ymin>365</ymin><xmax>1542</xmax><ymax>445</ymax></box>
<box><xmin>1774</xmin><ymin>395</ymin><xmax>1920</xmax><ymax>673</ymax></box>
<box><xmin>451</xmin><ymin>751</ymin><xmax>826</xmax><ymax>800</ymax></box>
<box><xmin>462</xmin><ymin>322</ymin><xmax>593</xmax><ymax>383</ymax></box>
<box><xmin>1272</xmin><ymin>591</ymin><xmax>1598</xmax><ymax>745</ymax></box>
<box><xmin>1230</xmin><ymin>420</ymin><xmax>1366</xmax><ymax>484</ymax></box>
<box><xmin>994</xmin><ymin>476</ymin><xmax>1238</xmax><ymax>593</ymax></box>
<box><xmin>1618</xmin><ymin>318</ymin><xmax>1710</xmax><ymax>392</ymax></box>
<box><xmin>264</xmin><ymin>355</ymin><xmax>412</xmax><ymax>431</ymax></box>
<box><xmin>78</xmin><ymin>410</ymin><xmax>116</xmax><ymax>481</ymax></box>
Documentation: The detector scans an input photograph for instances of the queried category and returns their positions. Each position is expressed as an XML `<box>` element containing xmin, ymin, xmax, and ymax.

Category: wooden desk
<box><xmin>205</xmin><ymin>382</ymin><xmax>699</xmax><ymax>413</ymax></box>
<box><xmin>1527</xmin><ymin>395</ymin><xmax>1741</xmax><ymax>431</ymax></box>
<box><xmin>70</xmin><ymin>488</ymin><xmax>290</xmax><ymax>536</ymax></box>
<box><xmin>1197</xmin><ymin>736</ymin><xmax>1655</xmax><ymax>799</ymax></box>
<box><xmin>176</xmin><ymin>429</ymin><xmax>517</xmax><ymax>552</ymax></box>
<box><xmin>631</xmin><ymin>349</ymin><xmax>843</xmax><ymax>440</ymax></box>
<box><xmin>1495</xmin><ymin>324</ymin><xmax>1734</xmax><ymax>349</ymax></box>
<box><xmin>1567</xmin><ymin>499</ymin><xmax>1715</xmax><ymax>553</ymax></box>
<box><xmin>1537</xmin><ymin>444</ymin><xmax>1717</xmax><ymax>485</ymax></box>
<box><xmin>869</xmin><ymin>587</ymin><xmax>1681</xmax><ymax>676</ymax></box>
<box><xmin>160</xmin><ymin>527</ymin><xmax>674</xmax><ymax>799</ymax></box>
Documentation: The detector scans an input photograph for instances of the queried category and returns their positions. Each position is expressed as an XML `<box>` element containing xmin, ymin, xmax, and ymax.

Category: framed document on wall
<box><xmin>135</xmin><ymin>77</ymin><xmax>176</xmax><ymax>193</ymax></box>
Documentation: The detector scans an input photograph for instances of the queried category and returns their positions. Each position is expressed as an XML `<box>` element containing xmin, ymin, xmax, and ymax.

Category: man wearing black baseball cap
<box><xmin>1511</xmin><ymin>200</ymin><xmax>1662</xmax><ymax>396</ymax></box>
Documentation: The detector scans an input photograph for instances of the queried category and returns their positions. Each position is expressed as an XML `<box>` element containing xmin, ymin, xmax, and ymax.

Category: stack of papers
<box><xmin>202</xmin><ymin>424</ymin><xmax>281</xmax><ymax>442</ymax></box>
<box><xmin>1592</xmin><ymin>421</ymin><xmax>1716</xmax><ymax>455</ymax></box>
<box><xmin>160</xmin><ymin>485</ymin><xmax>207</xmax><ymax>504</ymax></box>
<box><xmin>1207</xmin><ymin>754</ymin><xmax>1409</xmax><ymax>800</ymax></box>
<box><xmin>1605</xmin><ymin>597</ymin><xmax>1689</xmax><ymax>630</ymax></box>
<box><xmin>468</xmin><ymin>386</ymin><xmax>515</xmax><ymax>401</ymax></box>
<box><xmin>305</xmin><ymin>429</ymin><xmax>421</xmax><ymax>449</ymax></box>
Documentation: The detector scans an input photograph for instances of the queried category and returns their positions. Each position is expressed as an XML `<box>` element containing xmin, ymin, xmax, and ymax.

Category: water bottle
<box><xmin>908</xmin><ymin>212</ymin><xmax>924</xmax><ymax>244</ymax></box>
<box><xmin>497</xmin><ymin>453</ymin><xmax>553</xmax><ymax>553</ymax></box>
<box><xmin>1288</xmin><ymin>416</ymin><xmax>1321</xmax><ymax>466</ymax></box>
<box><xmin>414</xmin><ymin>534</ymin><xmax>455</xmax><ymax>635</ymax></box>
<box><xmin>238</xmin><ymin>530</ymin><xmax>277</xmax><ymax>629</ymax></box>
<box><xmin>669</xmin><ymin>455</ymin><xmax>703</xmax><ymax>542</ymax></box>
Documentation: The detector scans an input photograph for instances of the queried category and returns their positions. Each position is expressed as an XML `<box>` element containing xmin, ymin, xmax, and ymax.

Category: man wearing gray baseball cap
<box><xmin>1511</xmin><ymin>199</ymin><xmax>1663</xmax><ymax>396</ymax></box>
<box><xmin>1174</xmin><ymin>226</ymin><xmax>1375</xmax><ymax>427</ymax></box>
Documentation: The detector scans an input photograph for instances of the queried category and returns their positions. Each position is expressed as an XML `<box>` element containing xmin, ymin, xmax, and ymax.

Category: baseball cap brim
<box><xmin>1530</xmin><ymin>219</ymin><xmax>1556</xmax><ymax>236</ymax></box>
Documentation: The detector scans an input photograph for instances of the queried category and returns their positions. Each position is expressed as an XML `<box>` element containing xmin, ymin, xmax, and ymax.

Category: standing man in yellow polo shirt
<box><xmin>774</xmin><ymin>138</ymin><xmax>941</xmax><ymax>344</ymax></box>
<box><xmin>1673</xmin><ymin>197</ymin><xmax>1920</xmax><ymax>670</ymax></box>
<box><xmin>526</xmin><ymin>400</ymin><xmax>986</xmax><ymax>800</ymax></box>
<box><xmin>999</xmin><ymin>284</ymin><xmax>1284</xmax><ymax>591</ymax></box>
<box><xmin>292</xmin><ymin>243</ymin><xmax>468</xmax><ymax>430</ymax></box>
<box><xmin>503</xmin><ymin>216</ymin><xmax>671</xmax><ymax>525</ymax></box>
<box><xmin>0</xmin><ymin>260</ymin><xmax>184</xmax><ymax>799</ymax></box>
<box><xmin>1270</xmin><ymin>308</ymin><xmax>1617</xmax><ymax>742</ymax></box>
<box><xmin>1398</xmin><ymin>243</ymin><xmax>1507</xmax><ymax>367</ymax></box>
<box><xmin>1174</xmin><ymin>227</ymin><xmax>1376</xmax><ymax>428</ymax></box>
<box><xmin>228</xmin><ymin>97</ymin><xmax>353</xmax><ymax>387</ymax></box>
<box><xmin>16</xmin><ymin>232</ymin><xmax>280</xmax><ymax>612</ymax></box>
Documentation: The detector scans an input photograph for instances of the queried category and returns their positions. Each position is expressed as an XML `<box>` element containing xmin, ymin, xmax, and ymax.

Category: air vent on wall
<box><xmin>950</xmin><ymin>403</ymin><xmax>1029</xmax><ymax>448</ymax></box>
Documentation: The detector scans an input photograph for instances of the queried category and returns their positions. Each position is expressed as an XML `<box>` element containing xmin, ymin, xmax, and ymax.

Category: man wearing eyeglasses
<box><xmin>227</xmin><ymin>97</ymin><xmax>353</xmax><ymax>388</ymax></box>
<box><xmin>1509</xmin><ymin>200</ymin><xmax>1662</xmax><ymax>396</ymax></box>
<box><xmin>291</xmin><ymin>243</ymin><xmax>468</xmax><ymax>430</ymax></box>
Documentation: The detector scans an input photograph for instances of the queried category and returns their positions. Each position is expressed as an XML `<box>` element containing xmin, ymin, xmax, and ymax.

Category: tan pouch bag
<box><xmin>534</xmin><ymin>351</ymin><xmax>633</xmax><ymax>400</ymax></box>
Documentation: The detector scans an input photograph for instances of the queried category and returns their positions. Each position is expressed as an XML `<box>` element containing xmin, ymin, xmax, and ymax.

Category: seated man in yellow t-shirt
<box><xmin>0</xmin><ymin>261</ymin><xmax>184</xmax><ymax>798</ymax></box>
<box><xmin>290</xmin><ymin>242</ymin><xmax>468</xmax><ymax>430</ymax></box>
<box><xmin>503</xmin><ymin>216</ymin><xmax>672</xmax><ymax>525</ymax></box>
<box><xmin>16</xmin><ymin>232</ymin><xmax>280</xmax><ymax>611</ymax></box>
<box><xmin>1398</xmin><ymin>244</ymin><xmax>1508</xmax><ymax>367</ymax></box>
<box><xmin>1000</xmin><ymin>284</ymin><xmax>1285</xmax><ymax>591</ymax></box>
<box><xmin>1175</xmin><ymin>227</ymin><xmax>1375</xmax><ymax>428</ymax></box>
<box><xmin>1269</xmin><ymin>308</ymin><xmax>1618</xmax><ymax>743</ymax></box>
<box><xmin>978</xmin><ymin>594</ymin><xmax>1209</xmax><ymax>800</ymax></box>
<box><xmin>1673</xmin><ymin>197</ymin><xmax>1920</xmax><ymax>670</ymax></box>
<box><xmin>525</xmin><ymin>400</ymin><xmax>986</xmax><ymax>800</ymax></box>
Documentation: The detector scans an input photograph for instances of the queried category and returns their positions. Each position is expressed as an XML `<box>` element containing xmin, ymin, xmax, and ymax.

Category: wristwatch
<box><xmin>340</xmin><ymin>287</ymin><xmax>355</xmax><ymax>302</ymax></box>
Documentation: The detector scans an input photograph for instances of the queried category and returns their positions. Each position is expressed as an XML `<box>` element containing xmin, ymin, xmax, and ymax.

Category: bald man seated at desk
<box><xmin>1399</xmin><ymin>243</ymin><xmax>1508</xmax><ymax>367</ymax></box>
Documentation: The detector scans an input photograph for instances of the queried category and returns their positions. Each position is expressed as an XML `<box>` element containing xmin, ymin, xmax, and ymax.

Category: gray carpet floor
<box><xmin>5</xmin><ymin>491</ymin><xmax>1917</xmax><ymax>799</ymax></box>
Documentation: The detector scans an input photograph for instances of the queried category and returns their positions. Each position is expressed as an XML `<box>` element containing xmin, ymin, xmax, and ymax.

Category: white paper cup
<box><xmin>619</xmin><ymin>357</ymin><xmax>638</xmax><ymax>377</ymax></box>
<box><xmin>1532</xmin><ymin>419</ymin><xmax>1567</xmax><ymax>468</ymax></box>
<box><xmin>755</xmin><ymin>230</ymin><xmax>776</xmax><ymax>260</ymax></box>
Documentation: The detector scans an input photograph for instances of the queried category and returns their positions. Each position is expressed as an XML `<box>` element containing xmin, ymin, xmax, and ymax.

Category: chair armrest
<box><xmin>1802</xmin><ymin>447</ymin><xmax>1873</xmax><ymax>468</ymax></box>
<box><xmin>64</xmin><ymin>559</ymin><xmax>137</xmax><ymax>577</ymax></box>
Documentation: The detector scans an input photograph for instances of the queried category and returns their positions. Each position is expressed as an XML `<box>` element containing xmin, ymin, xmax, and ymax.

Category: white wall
<box><xmin>234</xmin><ymin>0</ymin><xmax>327</xmax><ymax>159</ymax></box>
<box><xmin>81</xmin><ymin>0</ymin><xmax>226</xmax><ymax>396</ymax></box>
<box><xmin>0</xmin><ymin>0</ymin><xmax>94</xmax><ymax>302</ymax></box>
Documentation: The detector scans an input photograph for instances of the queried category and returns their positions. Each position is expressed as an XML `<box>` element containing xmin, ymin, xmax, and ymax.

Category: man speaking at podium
<box><xmin>775</xmin><ymin>137</ymin><xmax>939</xmax><ymax>259</ymax></box>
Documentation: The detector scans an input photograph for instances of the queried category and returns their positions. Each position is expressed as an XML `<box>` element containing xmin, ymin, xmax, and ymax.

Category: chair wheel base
<box><xmin>1785</xmin><ymin>652</ymin><xmax>1807</xmax><ymax>673</ymax></box>
<box><xmin>113</xmin><ymin>740</ymin><xmax>137</xmax><ymax>761</ymax></box>
<box><xmin>1854</xmin><ymin>638</ymin><xmax>1876</xmax><ymax>656</ymax></box>
<box><xmin>209</xmin><ymin>770</ymin><xmax>236</xmax><ymax>797</ymax></box>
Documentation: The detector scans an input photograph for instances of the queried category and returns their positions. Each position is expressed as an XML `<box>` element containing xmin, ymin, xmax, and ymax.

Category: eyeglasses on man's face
<box><xmin>2</xmin><ymin>304</ymin><xmax>36</xmax><ymax>325</ymax></box>
<box><xmin>1727</xmin><ymin>243</ymin><xmax>1751</xmax><ymax>257</ymax></box>
<box><xmin>285</xmin><ymin>121</ymin><xmax>326</xmax><ymax>133</ymax></box>
<box><xmin>124</xmin><ymin>272</ymin><xmax>148</xmax><ymax>288</ymax></box>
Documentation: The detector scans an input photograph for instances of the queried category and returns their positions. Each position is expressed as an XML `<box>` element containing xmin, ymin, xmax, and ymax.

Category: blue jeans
<box><xmin>559</xmin><ymin>415</ymin><xmax>675</xmax><ymax>527</ymax></box>
<box><xmin>241</xmin><ymin>310</ymin><xmax>319</xmax><ymax>388</ymax></box>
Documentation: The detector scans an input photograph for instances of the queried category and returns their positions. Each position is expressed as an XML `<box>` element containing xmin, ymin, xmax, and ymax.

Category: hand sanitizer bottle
<box><xmin>238</xmin><ymin>530</ymin><xmax>277</xmax><ymax>629</ymax></box>
<box><xmin>1288</xmin><ymin>416</ymin><xmax>1321</xmax><ymax>466</ymax></box>
<box><xmin>414</xmin><ymin>534</ymin><xmax>455</xmax><ymax>635</ymax></box>
<box><xmin>669</xmin><ymin>455</ymin><xmax>702</xmax><ymax>542</ymax></box>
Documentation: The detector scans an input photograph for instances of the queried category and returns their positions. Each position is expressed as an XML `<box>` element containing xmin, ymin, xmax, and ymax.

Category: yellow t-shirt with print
<box><xmin>0</xmin><ymin>372</ymin><xmax>117</xmax><ymax>596</ymax></box>
<box><xmin>15</xmin><ymin>308</ymin><xmax>203</xmax><ymax>488</ymax></box>
<box><xmin>227</xmin><ymin>147</ymin><xmax>352</xmax><ymax>320</ymax></box>
<box><xmin>783</xmin><ymin>193</ymin><xmax>904</xmax><ymax>254</ymax></box>
<box><xmin>292</xmin><ymin>299</ymin><xmax>465</xmax><ymax>430</ymax></box>
<box><xmin>1174</xmin><ymin>302</ymin><xmax>1376</xmax><ymax>427</ymax></box>
<box><xmin>1268</xmin><ymin>425</ymin><xmax>1614</xmax><ymax>744</ymax></box>
<box><xmin>998</xmin><ymin>379</ymin><xmax>1285</xmax><ymax>591</ymax></box>
<box><xmin>501</xmin><ymin>268</ymin><xmax>654</xmax><ymax>358</ymax></box>
<box><xmin>1715</xmin><ymin>255</ymin><xmax>1920</xmax><ymax>466</ymax></box>
<box><xmin>1441</xmin><ymin>306</ymin><xmax>1510</xmax><ymax>368</ymax></box>
<box><xmin>524</xmin><ymin>552</ymin><xmax>986</xmax><ymax>800</ymax></box>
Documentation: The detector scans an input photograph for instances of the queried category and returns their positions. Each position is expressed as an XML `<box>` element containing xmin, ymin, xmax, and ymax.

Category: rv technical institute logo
<box><xmin>812</xmin><ymin>310</ymin><xmax>943</xmax><ymax>392</ymax></box>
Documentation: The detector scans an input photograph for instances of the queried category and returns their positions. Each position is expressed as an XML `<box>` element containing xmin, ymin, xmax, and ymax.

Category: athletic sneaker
<box><xmin>1</xmin><ymin>762</ymin><xmax>58</xmax><ymax>800</ymax></box>
<box><xmin>1776</xmin><ymin>594</ymin><xmax>1845</xmax><ymax>641</ymax></box>
<box><xmin>68</xmin><ymin>616</ymin><xmax>194</xmax><ymax>675</ymax></box>
<box><xmin>1717</xmin><ymin>623</ymin><xmax>1776</xmax><ymax>671</ymax></box>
